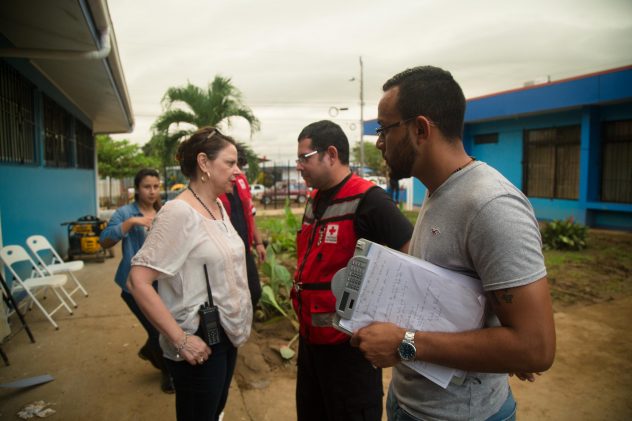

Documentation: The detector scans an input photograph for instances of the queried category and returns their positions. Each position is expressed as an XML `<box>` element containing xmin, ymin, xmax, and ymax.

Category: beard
<box><xmin>386</xmin><ymin>131</ymin><xmax>415</xmax><ymax>180</ymax></box>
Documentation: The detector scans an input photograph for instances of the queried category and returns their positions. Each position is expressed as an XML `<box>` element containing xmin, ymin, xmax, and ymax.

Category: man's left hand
<box><xmin>255</xmin><ymin>243</ymin><xmax>266</xmax><ymax>262</ymax></box>
<box><xmin>350</xmin><ymin>322</ymin><xmax>406</xmax><ymax>368</ymax></box>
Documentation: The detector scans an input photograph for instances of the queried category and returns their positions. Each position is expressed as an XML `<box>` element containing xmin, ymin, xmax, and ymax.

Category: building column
<box><xmin>578</xmin><ymin>106</ymin><xmax>601</xmax><ymax>225</ymax></box>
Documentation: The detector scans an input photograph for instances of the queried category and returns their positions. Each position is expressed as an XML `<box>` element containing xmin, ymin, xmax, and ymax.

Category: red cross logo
<box><xmin>324</xmin><ymin>223</ymin><xmax>339</xmax><ymax>244</ymax></box>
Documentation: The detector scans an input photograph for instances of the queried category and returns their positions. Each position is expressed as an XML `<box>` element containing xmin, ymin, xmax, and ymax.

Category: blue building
<box><xmin>365</xmin><ymin>66</ymin><xmax>632</xmax><ymax>230</ymax></box>
<box><xmin>0</xmin><ymin>1</ymin><xmax>133</xmax><ymax>252</ymax></box>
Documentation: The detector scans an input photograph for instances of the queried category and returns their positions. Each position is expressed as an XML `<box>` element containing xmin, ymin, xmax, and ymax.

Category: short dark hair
<box><xmin>176</xmin><ymin>127</ymin><xmax>236</xmax><ymax>179</ymax></box>
<box><xmin>383</xmin><ymin>66</ymin><xmax>465</xmax><ymax>140</ymax></box>
<box><xmin>133</xmin><ymin>168</ymin><xmax>161</xmax><ymax>211</ymax></box>
<box><xmin>297</xmin><ymin>120</ymin><xmax>349</xmax><ymax>165</ymax></box>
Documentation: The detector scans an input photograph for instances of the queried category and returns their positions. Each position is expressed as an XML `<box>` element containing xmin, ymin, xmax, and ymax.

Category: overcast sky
<box><xmin>108</xmin><ymin>0</ymin><xmax>632</xmax><ymax>163</ymax></box>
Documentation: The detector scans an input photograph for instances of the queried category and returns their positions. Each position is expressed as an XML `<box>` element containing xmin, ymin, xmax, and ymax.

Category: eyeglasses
<box><xmin>375</xmin><ymin>117</ymin><xmax>417</xmax><ymax>138</ymax></box>
<box><xmin>296</xmin><ymin>150</ymin><xmax>320</xmax><ymax>164</ymax></box>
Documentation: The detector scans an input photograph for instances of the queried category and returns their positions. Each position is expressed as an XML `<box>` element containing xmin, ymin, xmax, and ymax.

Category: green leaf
<box><xmin>260</xmin><ymin>285</ymin><xmax>288</xmax><ymax>318</ymax></box>
<box><xmin>279</xmin><ymin>346</ymin><xmax>295</xmax><ymax>359</ymax></box>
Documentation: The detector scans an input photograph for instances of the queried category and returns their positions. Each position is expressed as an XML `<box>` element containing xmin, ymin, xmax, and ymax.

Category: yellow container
<box><xmin>80</xmin><ymin>237</ymin><xmax>102</xmax><ymax>254</ymax></box>
<box><xmin>72</xmin><ymin>224</ymin><xmax>94</xmax><ymax>234</ymax></box>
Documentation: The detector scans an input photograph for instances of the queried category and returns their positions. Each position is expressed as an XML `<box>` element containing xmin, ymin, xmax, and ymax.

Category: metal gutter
<box><xmin>0</xmin><ymin>28</ymin><xmax>111</xmax><ymax>60</ymax></box>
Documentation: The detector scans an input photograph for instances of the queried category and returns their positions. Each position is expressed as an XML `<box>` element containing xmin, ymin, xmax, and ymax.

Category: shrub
<box><xmin>541</xmin><ymin>217</ymin><xmax>588</xmax><ymax>251</ymax></box>
<box><xmin>257</xmin><ymin>199</ymin><xmax>298</xmax><ymax>257</ymax></box>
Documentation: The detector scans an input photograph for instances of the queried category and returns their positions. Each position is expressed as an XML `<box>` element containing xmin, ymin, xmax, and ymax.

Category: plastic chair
<box><xmin>0</xmin><ymin>245</ymin><xmax>73</xmax><ymax>330</ymax></box>
<box><xmin>26</xmin><ymin>235</ymin><xmax>88</xmax><ymax>307</ymax></box>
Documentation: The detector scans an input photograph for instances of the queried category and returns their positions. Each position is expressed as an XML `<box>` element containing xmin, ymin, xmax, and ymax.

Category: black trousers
<box><xmin>296</xmin><ymin>336</ymin><xmax>383</xmax><ymax>421</ymax></box>
<box><xmin>166</xmin><ymin>326</ymin><xmax>237</xmax><ymax>421</ymax></box>
<box><xmin>245</xmin><ymin>250</ymin><xmax>262</xmax><ymax>307</ymax></box>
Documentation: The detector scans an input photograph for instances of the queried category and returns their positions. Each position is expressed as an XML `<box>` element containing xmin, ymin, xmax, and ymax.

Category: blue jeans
<box><xmin>165</xmin><ymin>326</ymin><xmax>237</xmax><ymax>421</ymax></box>
<box><xmin>386</xmin><ymin>384</ymin><xmax>516</xmax><ymax>421</ymax></box>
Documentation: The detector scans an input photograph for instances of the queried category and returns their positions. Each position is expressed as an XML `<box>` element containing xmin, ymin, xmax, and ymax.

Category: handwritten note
<box><xmin>336</xmin><ymin>243</ymin><xmax>486</xmax><ymax>388</ymax></box>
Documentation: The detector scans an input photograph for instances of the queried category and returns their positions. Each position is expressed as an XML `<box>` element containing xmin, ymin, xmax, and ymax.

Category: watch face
<box><xmin>398</xmin><ymin>342</ymin><xmax>416</xmax><ymax>361</ymax></box>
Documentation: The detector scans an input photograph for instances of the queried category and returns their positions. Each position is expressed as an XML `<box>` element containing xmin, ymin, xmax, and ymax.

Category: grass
<box><xmin>256</xmin><ymin>212</ymin><xmax>632</xmax><ymax>311</ymax></box>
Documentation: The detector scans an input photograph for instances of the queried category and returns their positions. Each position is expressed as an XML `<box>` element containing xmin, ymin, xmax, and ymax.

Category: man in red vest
<box><xmin>219</xmin><ymin>144</ymin><xmax>266</xmax><ymax>307</ymax></box>
<box><xmin>292</xmin><ymin>120</ymin><xmax>413</xmax><ymax>421</ymax></box>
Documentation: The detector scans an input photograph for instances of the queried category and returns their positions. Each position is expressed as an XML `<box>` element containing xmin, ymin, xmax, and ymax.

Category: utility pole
<box><xmin>359</xmin><ymin>56</ymin><xmax>365</xmax><ymax>177</ymax></box>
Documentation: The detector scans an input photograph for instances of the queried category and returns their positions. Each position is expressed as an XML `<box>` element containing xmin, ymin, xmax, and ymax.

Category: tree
<box><xmin>151</xmin><ymin>75</ymin><xmax>261</xmax><ymax>186</ymax></box>
<box><xmin>142</xmin><ymin>131</ymin><xmax>184</xmax><ymax>190</ymax></box>
<box><xmin>236</xmin><ymin>141</ymin><xmax>260</xmax><ymax>184</ymax></box>
<box><xmin>352</xmin><ymin>141</ymin><xmax>388</xmax><ymax>177</ymax></box>
<box><xmin>97</xmin><ymin>135</ymin><xmax>159</xmax><ymax>205</ymax></box>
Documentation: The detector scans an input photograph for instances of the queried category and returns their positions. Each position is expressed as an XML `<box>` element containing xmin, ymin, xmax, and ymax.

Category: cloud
<box><xmin>109</xmin><ymin>0</ymin><xmax>632</xmax><ymax>161</ymax></box>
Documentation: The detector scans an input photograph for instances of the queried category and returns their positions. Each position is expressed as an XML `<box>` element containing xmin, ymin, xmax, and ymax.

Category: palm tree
<box><xmin>150</xmin><ymin>75</ymin><xmax>261</xmax><ymax>188</ymax></box>
<box><xmin>153</xmin><ymin>75</ymin><xmax>260</xmax><ymax>136</ymax></box>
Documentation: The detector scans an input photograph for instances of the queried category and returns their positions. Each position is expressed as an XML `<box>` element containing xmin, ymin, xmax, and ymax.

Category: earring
<box><xmin>200</xmin><ymin>173</ymin><xmax>207</xmax><ymax>183</ymax></box>
<box><xmin>206</xmin><ymin>171</ymin><xmax>211</xmax><ymax>181</ymax></box>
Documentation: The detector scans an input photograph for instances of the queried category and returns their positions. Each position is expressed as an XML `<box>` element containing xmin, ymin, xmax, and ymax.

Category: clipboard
<box><xmin>330</xmin><ymin>239</ymin><xmax>486</xmax><ymax>388</ymax></box>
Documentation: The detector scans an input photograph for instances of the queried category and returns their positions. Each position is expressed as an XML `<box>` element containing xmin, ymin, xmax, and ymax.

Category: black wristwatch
<box><xmin>397</xmin><ymin>331</ymin><xmax>416</xmax><ymax>361</ymax></box>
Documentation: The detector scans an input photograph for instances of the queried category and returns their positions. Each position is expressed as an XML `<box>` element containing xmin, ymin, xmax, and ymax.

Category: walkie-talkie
<box><xmin>198</xmin><ymin>264</ymin><xmax>221</xmax><ymax>346</ymax></box>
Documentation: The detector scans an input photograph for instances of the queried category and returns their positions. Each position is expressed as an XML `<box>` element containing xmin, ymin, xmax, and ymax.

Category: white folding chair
<box><xmin>26</xmin><ymin>235</ymin><xmax>88</xmax><ymax>307</ymax></box>
<box><xmin>0</xmin><ymin>245</ymin><xmax>73</xmax><ymax>330</ymax></box>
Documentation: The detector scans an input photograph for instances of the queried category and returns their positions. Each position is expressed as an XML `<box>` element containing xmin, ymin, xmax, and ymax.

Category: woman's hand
<box><xmin>132</xmin><ymin>215</ymin><xmax>154</xmax><ymax>229</ymax></box>
<box><xmin>177</xmin><ymin>333</ymin><xmax>212</xmax><ymax>366</ymax></box>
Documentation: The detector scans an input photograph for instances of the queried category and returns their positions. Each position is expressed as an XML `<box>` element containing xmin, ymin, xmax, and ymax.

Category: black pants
<box><xmin>245</xmin><ymin>250</ymin><xmax>262</xmax><ymax>307</ymax></box>
<box><xmin>296</xmin><ymin>336</ymin><xmax>383</xmax><ymax>421</ymax></box>
<box><xmin>166</xmin><ymin>326</ymin><xmax>237</xmax><ymax>421</ymax></box>
<box><xmin>120</xmin><ymin>289</ymin><xmax>168</xmax><ymax>373</ymax></box>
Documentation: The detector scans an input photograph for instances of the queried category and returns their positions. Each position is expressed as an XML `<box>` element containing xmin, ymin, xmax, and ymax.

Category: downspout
<box><xmin>0</xmin><ymin>28</ymin><xmax>110</xmax><ymax>60</ymax></box>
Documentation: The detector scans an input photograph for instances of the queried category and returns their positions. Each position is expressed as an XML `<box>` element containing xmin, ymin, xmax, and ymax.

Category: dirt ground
<box><xmin>1</xmin><ymin>243</ymin><xmax>631</xmax><ymax>420</ymax></box>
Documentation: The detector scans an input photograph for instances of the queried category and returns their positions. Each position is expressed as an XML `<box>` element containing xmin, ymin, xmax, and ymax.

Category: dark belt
<box><xmin>294</xmin><ymin>282</ymin><xmax>331</xmax><ymax>292</ymax></box>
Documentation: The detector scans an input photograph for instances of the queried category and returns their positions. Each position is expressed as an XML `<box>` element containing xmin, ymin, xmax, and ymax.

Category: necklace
<box><xmin>453</xmin><ymin>157</ymin><xmax>476</xmax><ymax>174</ymax></box>
<box><xmin>187</xmin><ymin>185</ymin><xmax>223</xmax><ymax>221</ymax></box>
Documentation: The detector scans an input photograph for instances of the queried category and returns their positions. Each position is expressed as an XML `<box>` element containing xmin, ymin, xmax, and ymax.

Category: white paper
<box><xmin>337</xmin><ymin>243</ymin><xmax>486</xmax><ymax>388</ymax></box>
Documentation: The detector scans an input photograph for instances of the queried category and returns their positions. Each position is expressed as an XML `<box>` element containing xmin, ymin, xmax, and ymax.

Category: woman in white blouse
<box><xmin>129</xmin><ymin>127</ymin><xmax>252</xmax><ymax>421</ymax></box>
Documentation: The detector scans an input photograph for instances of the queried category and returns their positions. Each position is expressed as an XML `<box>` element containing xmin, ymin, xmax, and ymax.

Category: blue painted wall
<box><xmin>465</xmin><ymin>67</ymin><xmax>632</xmax><ymax>122</ymax></box>
<box><xmin>466</xmin><ymin>109</ymin><xmax>583</xmax><ymax>189</ymax></box>
<box><xmin>465</xmin><ymin>97</ymin><xmax>632</xmax><ymax>230</ymax></box>
<box><xmin>364</xmin><ymin>66</ymin><xmax>632</xmax><ymax>229</ymax></box>
<box><xmin>0</xmin><ymin>58</ymin><xmax>98</xmax><ymax>255</ymax></box>
<box><xmin>0</xmin><ymin>165</ymin><xmax>97</xmax><ymax>253</ymax></box>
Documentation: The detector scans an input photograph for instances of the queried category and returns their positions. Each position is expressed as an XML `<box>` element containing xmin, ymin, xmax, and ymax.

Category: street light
<box><xmin>328</xmin><ymin>106</ymin><xmax>349</xmax><ymax>118</ymax></box>
<box><xmin>350</xmin><ymin>57</ymin><xmax>365</xmax><ymax>176</ymax></box>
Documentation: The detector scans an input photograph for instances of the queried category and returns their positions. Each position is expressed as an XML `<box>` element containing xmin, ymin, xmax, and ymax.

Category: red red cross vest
<box><xmin>292</xmin><ymin>174</ymin><xmax>375</xmax><ymax>344</ymax></box>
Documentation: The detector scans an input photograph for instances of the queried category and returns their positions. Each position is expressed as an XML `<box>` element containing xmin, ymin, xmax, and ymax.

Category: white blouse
<box><xmin>131</xmin><ymin>199</ymin><xmax>252</xmax><ymax>360</ymax></box>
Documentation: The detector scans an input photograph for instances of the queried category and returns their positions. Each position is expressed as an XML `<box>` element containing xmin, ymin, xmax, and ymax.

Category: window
<box><xmin>474</xmin><ymin>133</ymin><xmax>498</xmax><ymax>144</ymax></box>
<box><xmin>0</xmin><ymin>60</ymin><xmax>36</xmax><ymax>165</ymax></box>
<box><xmin>601</xmin><ymin>120</ymin><xmax>632</xmax><ymax>203</ymax></box>
<box><xmin>524</xmin><ymin>125</ymin><xmax>580</xmax><ymax>199</ymax></box>
<box><xmin>76</xmin><ymin>120</ymin><xmax>94</xmax><ymax>169</ymax></box>
<box><xmin>43</xmin><ymin>95</ymin><xmax>72</xmax><ymax>167</ymax></box>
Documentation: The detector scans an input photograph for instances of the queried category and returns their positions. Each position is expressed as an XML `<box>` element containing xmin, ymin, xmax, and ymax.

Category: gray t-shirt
<box><xmin>393</xmin><ymin>161</ymin><xmax>546</xmax><ymax>421</ymax></box>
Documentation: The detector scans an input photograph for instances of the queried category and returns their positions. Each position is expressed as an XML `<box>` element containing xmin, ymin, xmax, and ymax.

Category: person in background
<box><xmin>352</xmin><ymin>65</ymin><xmax>555</xmax><ymax>421</ymax></box>
<box><xmin>99</xmin><ymin>168</ymin><xmax>174</xmax><ymax>393</ymax></box>
<box><xmin>292</xmin><ymin>120</ymin><xmax>413</xmax><ymax>421</ymax></box>
<box><xmin>219</xmin><ymin>143</ymin><xmax>266</xmax><ymax>308</ymax></box>
<box><xmin>129</xmin><ymin>127</ymin><xmax>252</xmax><ymax>421</ymax></box>
<box><xmin>388</xmin><ymin>174</ymin><xmax>400</xmax><ymax>205</ymax></box>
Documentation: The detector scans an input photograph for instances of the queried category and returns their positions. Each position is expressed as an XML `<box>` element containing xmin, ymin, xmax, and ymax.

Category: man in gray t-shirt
<box><xmin>351</xmin><ymin>66</ymin><xmax>556</xmax><ymax>421</ymax></box>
